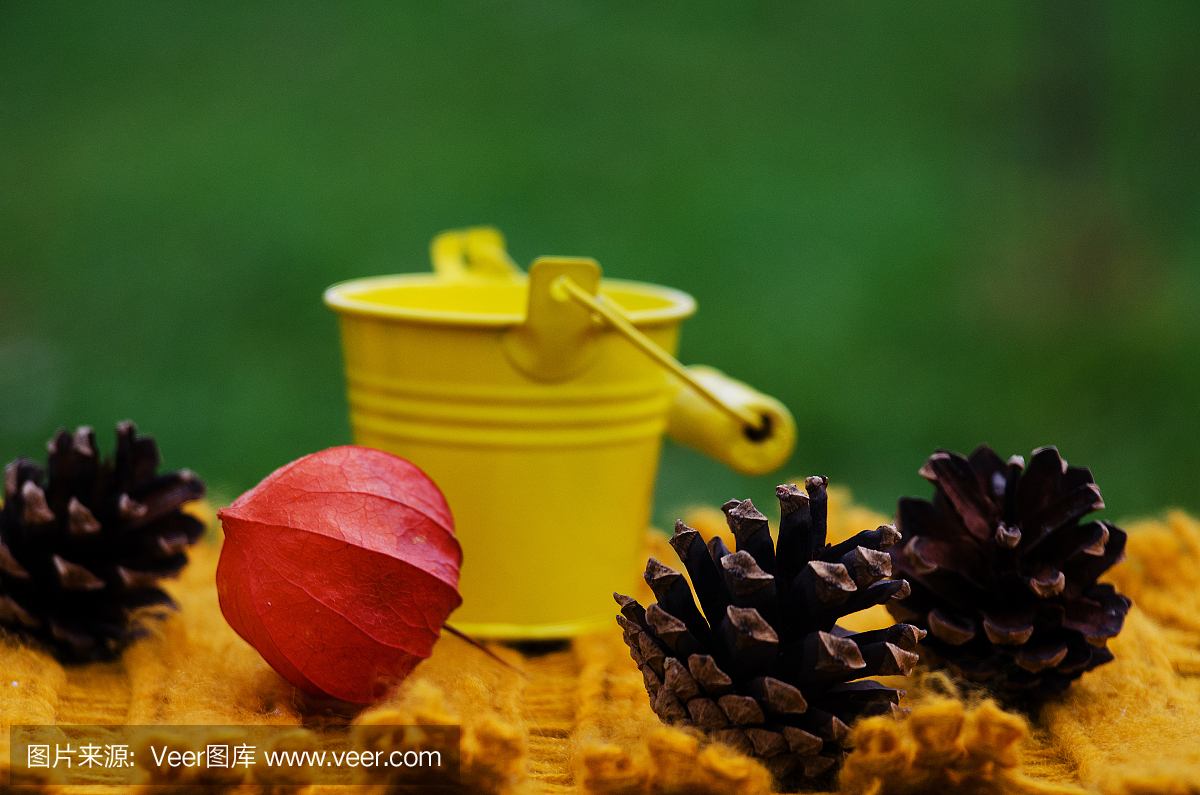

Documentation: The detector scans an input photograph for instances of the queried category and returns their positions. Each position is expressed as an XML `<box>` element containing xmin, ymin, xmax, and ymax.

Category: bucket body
<box><xmin>326</xmin><ymin>273</ymin><xmax>696</xmax><ymax>637</ymax></box>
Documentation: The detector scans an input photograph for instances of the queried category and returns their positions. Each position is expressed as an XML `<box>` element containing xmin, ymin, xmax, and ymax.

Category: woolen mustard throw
<box><xmin>1</xmin><ymin>491</ymin><xmax>1198</xmax><ymax>794</ymax></box>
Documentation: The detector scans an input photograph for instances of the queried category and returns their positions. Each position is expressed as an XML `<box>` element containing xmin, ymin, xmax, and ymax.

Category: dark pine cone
<box><xmin>0</xmin><ymin>422</ymin><xmax>206</xmax><ymax>661</ymax></box>
<box><xmin>616</xmin><ymin>477</ymin><xmax>923</xmax><ymax>785</ymax></box>
<box><xmin>887</xmin><ymin>446</ymin><xmax>1131</xmax><ymax>698</ymax></box>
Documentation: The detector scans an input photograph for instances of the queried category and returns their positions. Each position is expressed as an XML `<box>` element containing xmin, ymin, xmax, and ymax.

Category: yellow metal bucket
<box><xmin>324</xmin><ymin>227</ymin><xmax>795</xmax><ymax>639</ymax></box>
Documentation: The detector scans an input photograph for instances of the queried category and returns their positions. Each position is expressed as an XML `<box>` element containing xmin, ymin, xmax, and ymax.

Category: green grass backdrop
<box><xmin>2</xmin><ymin>2</ymin><xmax>1198</xmax><ymax>528</ymax></box>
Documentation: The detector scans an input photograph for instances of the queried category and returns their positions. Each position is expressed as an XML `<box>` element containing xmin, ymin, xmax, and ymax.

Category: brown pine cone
<box><xmin>616</xmin><ymin>477</ymin><xmax>922</xmax><ymax>786</ymax></box>
<box><xmin>887</xmin><ymin>445</ymin><xmax>1131</xmax><ymax>698</ymax></box>
<box><xmin>0</xmin><ymin>422</ymin><xmax>206</xmax><ymax>661</ymax></box>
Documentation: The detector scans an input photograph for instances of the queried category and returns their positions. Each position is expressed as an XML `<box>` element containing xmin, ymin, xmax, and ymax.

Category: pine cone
<box><xmin>0</xmin><ymin>422</ymin><xmax>206</xmax><ymax>661</ymax></box>
<box><xmin>616</xmin><ymin>477</ymin><xmax>922</xmax><ymax>785</ymax></box>
<box><xmin>886</xmin><ymin>446</ymin><xmax>1131</xmax><ymax>698</ymax></box>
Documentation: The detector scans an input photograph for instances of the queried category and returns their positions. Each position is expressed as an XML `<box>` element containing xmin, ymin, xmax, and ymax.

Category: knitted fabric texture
<box><xmin>2</xmin><ymin>493</ymin><xmax>1199</xmax><ymax>794</ymax></box>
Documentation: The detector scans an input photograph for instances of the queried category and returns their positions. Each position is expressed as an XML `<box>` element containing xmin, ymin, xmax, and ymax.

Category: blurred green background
<box><xmin>2</xmin><ymin>2</ymin><xmax>1197</xmax><ymax>526</ymax></box>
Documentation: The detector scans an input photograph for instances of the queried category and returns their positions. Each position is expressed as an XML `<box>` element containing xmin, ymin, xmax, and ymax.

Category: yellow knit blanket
<box><xmin>2</xmin><ymin>490</ymin><xmax>1198</xmax><ymax>794</ymax></box>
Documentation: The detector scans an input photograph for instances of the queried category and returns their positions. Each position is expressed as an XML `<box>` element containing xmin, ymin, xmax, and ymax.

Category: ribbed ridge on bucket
<box><xmin>345</xmin><ymin>368</ymin><xmax>674</xmax><ymax>448</ymax></box>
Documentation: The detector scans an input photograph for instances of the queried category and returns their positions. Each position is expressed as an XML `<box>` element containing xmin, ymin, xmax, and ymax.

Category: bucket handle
<box><xmin>551</xmin><ymin>274</ymin><xmax>768</xmax><ymax>435</ymax></box>
<box><xmin>432</xmin><ymin>231</ymin><xmax>797</xmax><ymax>475</ymax></box>
<box><xmin>431</xmin><ymin>227</ymin><xmax>523</xmax><ymax>280</ymax></box>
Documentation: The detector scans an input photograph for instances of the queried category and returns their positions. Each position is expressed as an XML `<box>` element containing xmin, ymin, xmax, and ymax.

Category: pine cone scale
<box><xmin>746</xmin><ymin>676</ymin><xmax>807</xmax><ymax>714</ymax></box>
<box><xmin>1061</xmin><ymin>585</ymin><xmax>1127</xmax><ymax>639</ymax></box>
<box><xmin>802</xmin><ymin>478</ymin><xmax>830</xmax><ymax>558</ymax></box>
<box><xmin>52</xmin><ymin>555</ymin><xmax>106</xmax><ymax>590</ymax></box>
<box><xmin>823</xmin><ymin>680</ymin><xmax>904</xmax><ymax>703</ymax></box>
<box><xmin>1060</xmin><ymin>528</ymin><xmax>1127</xmax><ymax>598</ymax></box>
<box><xmin>712</xmin><ymin>728</ymin><xmax>754</xmax><ymax>755</ymax></box>
<box><xmin>669</xmin><ymin>522</ymin><xmax>732</xmax><ymax>622</ymax></box>
<box><xmin>898</xmin><ymin>498</ymin><xmax>971</xmax><ymax>556</ymax></box>
<box><xmin>21</xmin><ymin>481</ymin><xmax>57</xmax><ymax>525</ymax></box>
<box><xmin>921</xmin><ymin>453</ymin><xmax>997</xmax><ymax>541</ymax></box>
<box><xmin>902</xmin><ymin>563</ymin><xmax>987</xmax><ymax>616</ymax></box>
<box><xmin>688</xmin><ymin>653</ymin><xmax>734</xmax><ymax>693</ymax></box>
<box><xmin>774</xmin><ymin>484</ymin><xmax>811</xmax><ymax>583</ymax></box>
<box><xmin>1012</xmin><ymin>637</ymin><xmax>1069</xmax><ymax>672</ymax></box>
<box><xmin>1015</xmin><ymin>447</ymin><xmax>1066</xmax><ymax>518</ymax></box>
<box><xmin>644</xmin><ymin>558</ymin><xmax>712</xmax><ymax>646</ymax></box>
<box><xmin>0</xmin><ymin>541</ymin><xmax>30</xmax><ymax>578</ymax></box>
<box><xmin>904</xmin><ymin>534</ymin><xmax>985</xmax><ymax>585</ymax></box>
<box><xmin>723</xmin><ymin>498</ymin><xmax>777</xmax><ymax>574</ymax></box>
<box><xmin>127</xmin><ymin>472</ymin><xmax>205</xmax><ymax>526</ymax></box>
<box><xmin>688</xmin><ymin>697</ymin><xmax>729</xmax><ymax>728</ymax></box>
<box><xmin>745</xmin><ymin>727</ymin><xmax>788</xmax><ymax>757</ymax></box>
<box><xmin>800</xmin><ymin>754</ymin><xmax>838</xmax><ymax>778</ymax></box>
<box><xmin>981</xmin><ymin>611</ymin><xmax>1035</xmax><ymax>645</ymax></box>
<box><xmin>1025</xmin><ymin>519</ymin><xmax>1105</xmax><ymax>568</ymax></box>
<box><xmin>781</xmin><ymin>725</ymin><xmax>824</xmax><ymax>755</ymax></box>
<box><xmin>1056</xmin><ymin>637</ymin><xmax>1094</xmax><ymax>673</ymax></box>
<box><xmin>67</xmin><ymin>497</ymin><xmax>103</xmax><ymax>537</ymax></box>
<box><xmin>0</xmin><ymin>594</ymin><xmax>39</xmax><ymax>627</ymax></box>
<box><xmin>1021</xmin><ymin>483</ymin><xmax>1104</xmax><ymax>543</ymax></box>
<box><xmin>719</xmin><ymin>693</ymin><xmax>765</xmax><ymax>724</ymax></box>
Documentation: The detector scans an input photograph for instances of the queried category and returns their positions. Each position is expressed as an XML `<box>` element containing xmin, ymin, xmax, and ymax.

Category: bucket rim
<box><xmin>324</xmin><ymin>273</ymin><xmax>697</xmax><ymax>327</ymax></box>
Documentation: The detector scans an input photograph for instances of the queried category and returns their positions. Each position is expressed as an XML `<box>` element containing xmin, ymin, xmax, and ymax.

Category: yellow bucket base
<box><xmin>448</xmin><ymin>613</ymin><xmax>616</xmax><ymax>641</ymax></box>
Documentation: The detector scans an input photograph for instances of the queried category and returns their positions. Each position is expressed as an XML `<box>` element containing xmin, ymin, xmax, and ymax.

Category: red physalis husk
<box><xmin>216</xmin><ymin>445</ymin><xmax>462</xmax><ymax>703</ymax></box>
